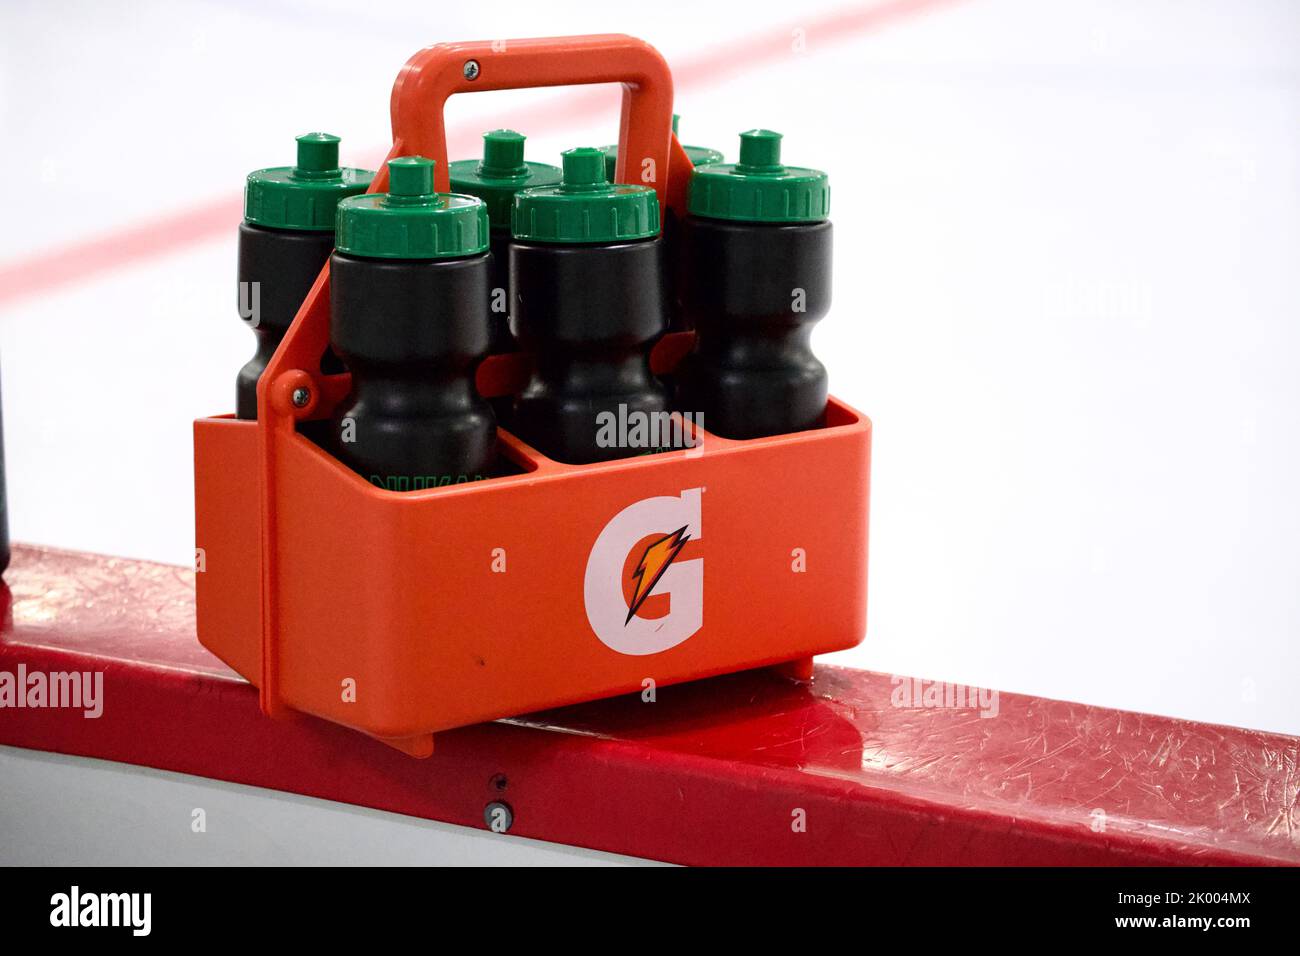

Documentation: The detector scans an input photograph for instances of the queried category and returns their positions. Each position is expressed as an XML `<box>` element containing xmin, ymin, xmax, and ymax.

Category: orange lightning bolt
<box><xmin>626</xmin><ymin>526</ymin><xmax>691</xmax><ymax>625</ymax></box>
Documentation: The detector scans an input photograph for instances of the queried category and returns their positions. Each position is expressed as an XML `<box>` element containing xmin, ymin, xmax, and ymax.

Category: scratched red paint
<box><xmin>2</xmin><ymin>545</ymin><xmax>1296</xmax><ymax>865</ymax></box>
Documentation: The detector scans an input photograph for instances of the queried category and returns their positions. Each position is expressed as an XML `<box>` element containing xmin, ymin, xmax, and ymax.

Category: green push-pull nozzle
<box><xmin>558</xmin><ymin>147</ymin><xmax>609</xmax><ymax>191</ymax></box>
<box><xmin>735</xmin><ymin>129</ymin><xmax>784</xmax><ymax>173</ymax></box>
<box><xmin>479</xmin><ymin>129</ymin><xmax>528</xmax><ymax>178</ymax></box>
<box><xmin>292</xmin><ymin>132</ymin><xmax>343</xmax><ymax>178</ymax></box>
<box><xmin>386</xmin><ymin>155</ymin><xmax>437</xmax><ymax>201</ymax></box>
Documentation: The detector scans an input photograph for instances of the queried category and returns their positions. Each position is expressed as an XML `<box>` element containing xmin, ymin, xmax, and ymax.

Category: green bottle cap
<box><xmin>601</xmin><ymin>115</ymin><xmax>723</xmax><ymax>182</ymax></box>
<box><xmin>687</xmin><ymin>129</ymin><xmax>829</xmax><ymax>223</ymax></box>
<box><xmin>512</xmin><ymin>147</ymin><xmax>659</xmax><ymax>244</ymax></box>
<box><xmin>448</xmin><ymin>130</ymin><xmax>563</xmax><ymax>231</ymax></box>
<box><xmin>335</xmin><ymin>157</ymin><xmax>488</xmax><ymax>260</ymax></box>
<box><xmin>244</xmin><ymin>133</ymin><xmax>375</xmax><ymax>232</ymax></box>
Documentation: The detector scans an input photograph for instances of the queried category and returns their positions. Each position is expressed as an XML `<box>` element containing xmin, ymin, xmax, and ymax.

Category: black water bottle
<box><xmin>236</xmin><ymin>133</ymin><xmax>373</xmax><ymax>419</ymax></box>
<box><xmin>328</xmin><ymin>157</ymin><xmax>496</xmax><ymax>491</ymax></box>
<box><xmin>509</xmin><ymin>147</ymin><xmax>672</xmax><ymax>464</ymax></box>
<box><xmin>602</xmin><ymin>115</ymin><xmax>724</xmax><ymax>334</ymax></box>
<box><xmin>675</xmin><ymin>130</ymin><xmax>832</xmax><ymax>439</ymax></box>
<box><xmin>449</xmin><ymin>130</ymin><xmax>561</xmax><ymax>423</ymax></box>
<box><xmin>450</xmin><ymin>129</ymin><xmax>562</xmax><ymax>354</ymax></box>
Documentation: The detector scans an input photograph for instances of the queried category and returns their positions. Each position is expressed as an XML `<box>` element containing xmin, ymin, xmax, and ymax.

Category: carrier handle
<box><xmin>390</xmin><ymin>34</ymin><xmax>679</xmax><ymax>200</ymax></box>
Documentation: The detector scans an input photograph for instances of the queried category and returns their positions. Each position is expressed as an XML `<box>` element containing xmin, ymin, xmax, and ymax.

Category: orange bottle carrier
<box><xmin>194</xmin><ymin>34</ymin><xmax>872</xmax><ymax>756</ymax></box>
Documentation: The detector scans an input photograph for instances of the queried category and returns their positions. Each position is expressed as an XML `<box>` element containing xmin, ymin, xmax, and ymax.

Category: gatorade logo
<box><xmin>584</xmin><ymin>489</ymin><xmax>703</xmax><ymax>655</ymax></box>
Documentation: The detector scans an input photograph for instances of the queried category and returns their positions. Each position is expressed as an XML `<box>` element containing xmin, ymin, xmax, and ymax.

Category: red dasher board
<box><xmin>1</xmin><ymin>544</ymin><xmax>1296</xmax><ymax>866</ymax></box>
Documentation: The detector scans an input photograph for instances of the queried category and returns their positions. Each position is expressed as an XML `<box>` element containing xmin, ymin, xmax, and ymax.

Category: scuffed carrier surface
<box><xmin>2</xmin><ymin>544</ymin><xmax>1297</xmax><ymax>865</ymax></box>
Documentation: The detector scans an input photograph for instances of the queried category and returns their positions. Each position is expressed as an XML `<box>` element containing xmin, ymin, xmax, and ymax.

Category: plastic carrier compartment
<box><xmin>193</xmin><ymin>35</ymin><xmax>871</xmax><ymax>757</ymax></box>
